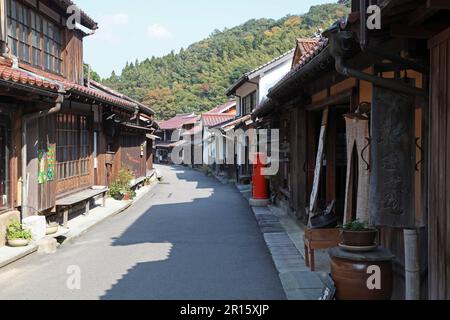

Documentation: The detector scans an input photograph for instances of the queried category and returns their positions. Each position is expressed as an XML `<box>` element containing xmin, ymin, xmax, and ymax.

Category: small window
<box><xmin>241</xmin><ymin>91</ymin><xmax>257</xmax><ymax>115</ymax></box>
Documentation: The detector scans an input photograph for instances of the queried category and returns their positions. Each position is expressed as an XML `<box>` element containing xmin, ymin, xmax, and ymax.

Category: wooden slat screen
<box><xmin>429</xmin><ymin>28</ymin><xmax>450</xmax><ymax>300</ymax></box>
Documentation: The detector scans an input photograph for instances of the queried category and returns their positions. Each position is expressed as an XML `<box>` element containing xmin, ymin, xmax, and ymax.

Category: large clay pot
<box><xmin>331</xmin><ymin>257</ymin><xmax>393</xmax><ymax>300</ymax></box>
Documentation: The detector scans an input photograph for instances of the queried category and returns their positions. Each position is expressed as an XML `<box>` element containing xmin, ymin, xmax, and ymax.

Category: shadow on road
<box><xmin>101</xmin><ymin>166</ymin><xmax>286</xmax><ymax>300</ymax></box>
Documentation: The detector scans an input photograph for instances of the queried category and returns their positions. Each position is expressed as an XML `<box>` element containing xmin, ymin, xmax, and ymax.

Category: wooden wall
<box><xmin>120</xmin><ymin>132</ymin><xmax>146</xmax><ymax>179</ymax></box>
<box><xmin>428</xmin><ymin>28</ymin><xmax>450</xmax><ymax>300</ymax></box>
<box><xmin>26</xmin><ymin>114</ymin><xmax>57</xmax><ymax>213</ymax></box>
<box><xmin>63</xmin><ymin>29</ymin><xmax>84</xmax><ymax>85</ymax></box>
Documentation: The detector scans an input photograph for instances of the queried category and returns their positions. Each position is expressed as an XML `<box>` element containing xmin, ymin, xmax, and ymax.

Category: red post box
<box><xmin>252</xmin><ymin>153</ymin><xmax>269</xmax><ymax>200</ymax></box>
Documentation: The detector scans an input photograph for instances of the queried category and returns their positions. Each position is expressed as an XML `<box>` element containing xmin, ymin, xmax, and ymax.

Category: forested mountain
<box><xmin>102</xmin><ymin>2</ymin><xmax>350</xmax><ymax>120</ymax></box>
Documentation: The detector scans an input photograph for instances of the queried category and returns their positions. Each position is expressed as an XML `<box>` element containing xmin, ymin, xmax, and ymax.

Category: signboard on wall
<box><xmin>38</xmin><ymin>146</ymin><xmax>56</xmax><ymax>185</ymax></box>
<box><xmin>369</xmin><ymin>85</ymin><xmax>416</xmax><ymax>228</ymax></box>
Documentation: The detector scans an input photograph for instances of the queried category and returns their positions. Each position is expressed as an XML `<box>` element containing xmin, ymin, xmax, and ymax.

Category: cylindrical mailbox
<box><xmin>252</xmin><ymin>153</ymin><xmax>269</xmax><ymax>200</ymax></box>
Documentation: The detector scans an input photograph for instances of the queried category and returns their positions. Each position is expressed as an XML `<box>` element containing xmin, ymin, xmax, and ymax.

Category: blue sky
<box><xmin>76</xmin><ymin>0</ymin><xmax>335</xmax><ymax>78</ymax></box>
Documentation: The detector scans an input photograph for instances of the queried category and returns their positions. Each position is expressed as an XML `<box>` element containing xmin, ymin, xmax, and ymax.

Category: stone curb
<box><xmin>0</xmin><ymin>245</ymin><xmax>38</xmax><ymax>269</ymax></box>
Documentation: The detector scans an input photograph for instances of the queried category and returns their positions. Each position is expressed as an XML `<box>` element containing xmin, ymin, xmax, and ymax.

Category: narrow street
<box><xmin>0</xmin><ymin>165</ymin><xmax>285</xmax><ymax>300</ymax></box>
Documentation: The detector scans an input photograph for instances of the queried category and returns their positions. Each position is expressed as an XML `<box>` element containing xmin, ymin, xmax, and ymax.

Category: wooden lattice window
<box><xmin>56</xmin><ymin>114</ymin><xmax>90</xmax><ymax>181</ymax></box>
<box><xmin>7</xmin><ymin>0</ymin><xmax>30</xmax><ymax>63</ymax></box>
<box><xmin>7</xmin><ymin>0</ymin><xmax>63</xmax><ymax>74</ymax></box>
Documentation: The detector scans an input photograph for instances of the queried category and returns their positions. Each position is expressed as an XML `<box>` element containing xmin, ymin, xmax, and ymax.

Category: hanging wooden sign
<box><xmin>369</xmin><ymin>85</ymin><xmax>416</xmax><ymax>228</ymax></box>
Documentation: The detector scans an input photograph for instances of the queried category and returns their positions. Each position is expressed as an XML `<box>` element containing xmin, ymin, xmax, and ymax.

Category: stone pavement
<box><xmin>241</xmin><ymin>198</ymin><xmax>332</xmax><ymax>300</ymax></box>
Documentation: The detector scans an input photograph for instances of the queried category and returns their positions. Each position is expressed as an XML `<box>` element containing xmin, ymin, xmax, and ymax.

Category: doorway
<box><xmin>0</xmin><ymin>116</ymin><xmax>10</xmax><ymax>212</ymax></box>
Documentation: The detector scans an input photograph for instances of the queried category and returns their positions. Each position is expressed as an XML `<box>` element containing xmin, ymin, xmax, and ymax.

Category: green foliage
<box><xmin>109</xmin><ymin>168</ymin><xmax>135</xmax><ymax>200</ymax></box>
<box><xmin>343</xmin><ymin>220</ymin><xmax>371</xmax><ymax>232</ymax></box>
<box><xmin>84</xmin><ymin>63</ymin><xmax>101</xmax><ymax>82</ymax></box>
<box><xmin>101</xmin><ymin>3</ymin><xmax>350</xmax><ymax>120</ymax></box>
<box><xmin>7</xmin><ymin>221</ymin><xmax>32</xmax><ymax>241</ymax></box>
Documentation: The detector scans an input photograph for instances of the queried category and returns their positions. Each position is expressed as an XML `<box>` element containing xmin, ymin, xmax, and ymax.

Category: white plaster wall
<box><xmin>258</xmin><ymin>60</ymin><xmax>292</xmax><ymax>103</ymax></box>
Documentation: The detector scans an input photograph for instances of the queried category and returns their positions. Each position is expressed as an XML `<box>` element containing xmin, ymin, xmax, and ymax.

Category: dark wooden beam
<box><xmin>408</xmin><ymin>0</ymin><xmax>449</xmax><ymax>26</ymax></box>
<box><xmin>391</xmin><ymin>24</ymin><xmax>436</xmax><ymax>39</ymax></box>
<box><xmin>427</xmin><ymin>0</ymin><xmax>450</xmax><ymax>9</ymax></box>
<box><xmin>306</xmin><ymin>89</ymin><xmax>353</xmax><ymax>112</ymax></box>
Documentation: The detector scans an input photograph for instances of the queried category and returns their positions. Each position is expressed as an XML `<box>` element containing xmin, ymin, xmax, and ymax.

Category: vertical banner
<box><xmin>47</xmin><ymin>146</ymin><xmax>56</xmax><ymax>182</ymax></box>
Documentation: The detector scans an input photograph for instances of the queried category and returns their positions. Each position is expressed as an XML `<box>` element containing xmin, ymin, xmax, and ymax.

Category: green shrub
<box><xmin>109</xmin><ymin>168</ymin><xmax>135</xmax><ymax>200</ymax></box>
<box><xmin>116</xmin><ymin>168</ymin><xmax>135</xmax><ymax>187</ymax></box>
<box><xmin>342</xmin><ymin>220</ymin><xmax>370</xmax><ymax>232</ymax></box>
<box><xmin>7</xmin><ymin>221</ymin><xmax>32</xmax><ymax>241</ymax></box>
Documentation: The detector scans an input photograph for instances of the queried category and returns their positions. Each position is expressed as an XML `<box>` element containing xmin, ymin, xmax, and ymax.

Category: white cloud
<box><xmin>104</xmin><ymin>13</ymin><xmax>129</xmax><ymax>25</ymax></box>
<box><xmin>95</xmin><ymin>13</ymin><xmax>129</xmax><ymax>45</ymax></box>
<box><xmin>147</xmin><ymin>24</ymin><xmax>171</xmax><ymax>39</ymax></box>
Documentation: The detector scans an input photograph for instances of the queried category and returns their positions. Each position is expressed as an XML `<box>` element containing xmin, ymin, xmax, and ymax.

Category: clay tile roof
<box><xmin>274</xmin><ymin>37</ymin><xmax>329</xmax><ymax>92</ymax></box>
<box><xmin>0</xmin><ymin>64</ymin><xmax>60</xmax><ymax>91</ymax></box>
<box><xmin>56</xmin><ymin>0</ymin><xmax>98</xmax><ymax>30</ymax></box>
<box><xmin>202</xmin><ymin>113</ymin><xmax>236</xmax><ymax>127</ymax></box>
<box><xmin>159</xmin><ymin>114</ymin><xmax>199</xmax><ymax>130</ymax></box>
<box><xmin>296</xmin><ymin>38</ymin><xmax>320</xmax><ymax>56</ymax></box>
<box><xmin>0</xmin><ymin>61</ymin><xmax>140</xmax><ymax>110</ymax></box>
<box><xmin>183</xmin><ymin>125</ymin><xmax>203</xmax><ymax>136</ymax></box>
<box><xmin>294</xmin><ymin>37</ymin><xmax>329</xmax><ymax>71</ymax></box>
<box><xmin>206</xmin><ymin>100</ymin><xmax>237</xmax><ymax>114</ymax></box>
<box><xmin>65</xmin><ymin>82</ymin><xmax>137</xmax><ymax>109</ymax></box>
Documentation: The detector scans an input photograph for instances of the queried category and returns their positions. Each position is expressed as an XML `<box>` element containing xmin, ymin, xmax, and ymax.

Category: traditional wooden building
<box><xmin>226</xmin><ymin>50</ymin><xmax>294</xmax><ymax>184</ymax></box>
<box><xmin>253</xmin><ymin>0</ymin><xmax>450</xmax><ymax>300</ymax></box>
<box><xmin>0</xmin><ymin>0</ymin><xmax>155</xmax><ymax>238</ymax></box>
<box><xmin>155</xmin><ymin>113</ymin><xmax>198</xmax><ymax>164</ymax></box>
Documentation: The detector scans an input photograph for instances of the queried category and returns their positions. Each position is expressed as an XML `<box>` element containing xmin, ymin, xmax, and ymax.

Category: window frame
<box><xmin>56</xmin><ymin>113</ymin><xmax>91</xmax><ymax>183</ymax></box>
<box><xmin>241</xmin><ymin>91</ymin><xmax>257</xmax><ymax>116</ymax></box>
<box><xmin>6</xmin><ymin>0</ymin><xmax>64</xmax><ymax>75</ymax></box>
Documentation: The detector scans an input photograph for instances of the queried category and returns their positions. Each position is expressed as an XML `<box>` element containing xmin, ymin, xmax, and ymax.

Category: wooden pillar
<box><xmin>428</xmin><ymin>28</ymin><xmax>450</xmax><ymax>300</ymax></box>
<box><xmin>11</xmin><ymin>106</ymin><xmax>22</xmax><ymax>209</ymax></box>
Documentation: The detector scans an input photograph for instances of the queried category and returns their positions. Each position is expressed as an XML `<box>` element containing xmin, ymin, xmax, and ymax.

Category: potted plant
<box><xmin>341</xmin><ymin>220</ymin><xmax>378</xmax><ymax>247</ymax></box>
<box><xmin>109</xmin><ymin>169</ymin><xmax>135</xmax><ymax>201</ymax></box>
<box><xmin>6</xmin><ymin>221</ymin><xmax>33</xmax><ymax>247</ymax></box>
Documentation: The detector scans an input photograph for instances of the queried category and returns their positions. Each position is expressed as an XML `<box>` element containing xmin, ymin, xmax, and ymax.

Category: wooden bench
<box><xmin>304</xmin><ymin>227</ymin><xmax>342</xmax><ymax>271</ymax></box>
<box><xmin>56</xmin><ymin>187</ymin><xmax>109</xmax><ymax>228</ymax></box>
<box><xmin>130</xmin><ymin>176</ymin><xmax>147</xmax><ymax>190</ymax></box>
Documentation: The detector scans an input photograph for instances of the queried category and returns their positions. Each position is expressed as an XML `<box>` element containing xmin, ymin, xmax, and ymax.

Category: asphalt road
<box><xmin>0</xmin><ymin>165</ymin><xmax>285</xmax><ymax>300</ymax></box>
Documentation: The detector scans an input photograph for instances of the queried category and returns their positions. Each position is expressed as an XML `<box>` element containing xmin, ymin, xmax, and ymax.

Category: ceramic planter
<box><xmin>123</xmin><ymin>192</ymin><xmax>132</xmax><ymax>201</ymax></box>
<box><xmin>46</xmin><ymin>223</ymin><xmax>59</xmax><ymax>235</ymax></box>
<box><xmin>342</xmin><ymin>229</ymin><xmax>377</xmax><ymax>247</ymax></box>
<box><xmin>7</xmin><ymin>239</ymin><xmax>30</xmax><ymax>248</ymax></box>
